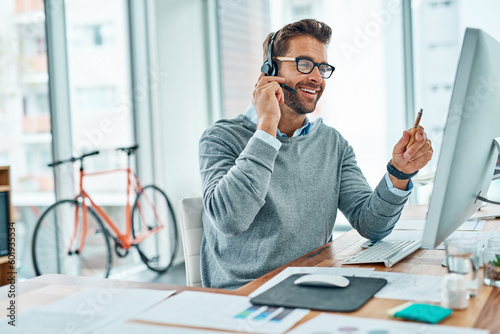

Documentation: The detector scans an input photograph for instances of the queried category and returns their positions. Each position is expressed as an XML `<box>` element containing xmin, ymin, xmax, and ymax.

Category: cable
<box><xmin>477</xmin><ymin>195</ymin><xmax>500</xmax><ymax>205</ymax></box>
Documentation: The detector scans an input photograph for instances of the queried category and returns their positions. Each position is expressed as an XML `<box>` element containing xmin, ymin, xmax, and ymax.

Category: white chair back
<box><xmin>178</xmin><ymin>197</ymin><xmax>204</xmax><ymax>287</ymax></box>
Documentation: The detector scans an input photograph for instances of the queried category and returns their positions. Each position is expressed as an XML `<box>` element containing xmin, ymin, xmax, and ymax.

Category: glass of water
<box><xmin>444</xmin><ymin>238</ymin><xmax>480</xmax><ymax>297</ymax></box>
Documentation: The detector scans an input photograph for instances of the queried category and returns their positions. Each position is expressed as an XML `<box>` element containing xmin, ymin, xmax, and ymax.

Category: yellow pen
<box><xmin>406</xmin><ymin>109</ymin><xmax>423</xmax><ymax>149</ymax></box>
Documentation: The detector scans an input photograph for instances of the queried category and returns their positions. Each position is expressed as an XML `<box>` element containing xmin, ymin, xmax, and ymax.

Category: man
<box><xmin>198</xmin><ymin>19</ymin><xmax>433</xmax><ymax>290</ymax></box>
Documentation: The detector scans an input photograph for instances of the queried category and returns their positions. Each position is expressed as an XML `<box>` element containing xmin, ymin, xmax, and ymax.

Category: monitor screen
<box><xmin>422</xmin><ymin>28</ymin><xmax>500</xmax><ymax>249</ymax></box>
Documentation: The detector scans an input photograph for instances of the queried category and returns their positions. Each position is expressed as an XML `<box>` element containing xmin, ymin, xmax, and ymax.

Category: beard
<box><xmin>283</xmin><ymin>84</ymin><xmax>322</xmax><ymax>115</ymax></box>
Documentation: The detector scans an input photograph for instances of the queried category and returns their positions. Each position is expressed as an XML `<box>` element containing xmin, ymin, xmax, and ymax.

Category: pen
<box><xmin>406</xmin><ymin>108</ymin><xmax>423</xmax><ymax>149</ymax></box>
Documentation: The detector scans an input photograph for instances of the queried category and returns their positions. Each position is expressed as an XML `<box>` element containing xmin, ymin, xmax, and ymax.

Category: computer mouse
<box><xmin>293</xmin><ymin>274</ymin><xmax>350</xmax><ymax>288</ymax></box>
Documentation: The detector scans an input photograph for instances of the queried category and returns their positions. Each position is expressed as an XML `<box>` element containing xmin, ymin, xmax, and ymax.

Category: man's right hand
<box><xmin>252</xmin><ymin>72</ymin><xmax>285</xmax><ymax>136</ymax></box>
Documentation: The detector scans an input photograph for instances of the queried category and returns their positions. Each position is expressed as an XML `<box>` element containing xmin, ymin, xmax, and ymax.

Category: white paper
<box><xmin>394</xmin><ymin>219</ymin><xmax>485</xmax><ymax>231</ymax></box>
<box><xmin>0</xmin><ymin>287</ymin><xmax>175</xmax><ymax>333</ymax></box>
<box><xmin>134</xmin><ymin>290</ymin><xmax>309</xmax><ymax>334</ymax></box>
<box><xmin>394</xmin><ymin>218</ymin><xmax>427</xmax><ymax>230</ymax></box>
<box><xmin>96</xmin><ymin>321</ymin><xmax>228</xmax><ymax>334</ymax></box>
<box><xmin>288</xmin><ymin>313</ymin><xmax>489</xmax><ymax>334</ymax></box>
<box><xmin>458</xmin><ymin>219</ymin><xmax>486</xmax><ymax>231</ymax></box>
<box><xmin>436</xmin><ymin>230</ymin><xmax>500</xmax><ymax>249</ymax></box>
<box><xmin>472</xmin><ymin>210</ymin><xmax>500</xmax><ymax>220</ymax></box>
<box><xmin>249</xmin><ymin>266</ymin><xmax>375</xmax><ymax>298</ymax></box>
<box><xmin>371</xmin><ymin>271</ymin><xmax>443</xmax><ymax>302</ymax></box>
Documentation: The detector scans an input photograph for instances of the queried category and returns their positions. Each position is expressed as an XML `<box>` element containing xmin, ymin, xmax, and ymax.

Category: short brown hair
<box><xmin>262</xmin><ymin>19</ymin><xmax>332</xmax><ymax>63</ymax></box>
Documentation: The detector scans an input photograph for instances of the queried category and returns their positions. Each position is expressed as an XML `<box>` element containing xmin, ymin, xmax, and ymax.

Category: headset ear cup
<box><xmin>260</xmin><ymin>62</ymin><xmax>271</xmax><ymax>76</ymax></box>
<box><xmin>271</xmin><ymin>60</ymin><xmax>278</xmax><ymax>76</ymax></box>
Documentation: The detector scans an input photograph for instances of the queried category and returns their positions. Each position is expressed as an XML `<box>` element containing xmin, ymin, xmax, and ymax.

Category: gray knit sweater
<box><xmin>199</xmin><ymin>114</ymin><xmax>408</xmax><ymax>290</ymax></box>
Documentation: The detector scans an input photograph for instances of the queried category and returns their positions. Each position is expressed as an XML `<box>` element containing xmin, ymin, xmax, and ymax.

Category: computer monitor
<box><xmin>421</xmin><ymin>28</ymin><xmax>500</xmax><ymax>249</ymax></box>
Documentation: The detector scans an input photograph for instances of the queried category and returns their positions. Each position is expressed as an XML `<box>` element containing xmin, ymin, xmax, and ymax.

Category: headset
<box><xmin>260</xmin><ymin>30</ymin><xmax>297</xmax><ymax>94</ymax></box>
<box><xmin>261</xmin><ymin>30</ymin><xmax>279</xmax><ymax>76</ymax></box>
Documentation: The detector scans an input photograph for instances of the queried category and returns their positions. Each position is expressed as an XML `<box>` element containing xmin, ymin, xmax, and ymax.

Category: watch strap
<box><xmin>387</xmin><ymin>160</ymin><xmax>418</xmax><ymax>180</ymax></box>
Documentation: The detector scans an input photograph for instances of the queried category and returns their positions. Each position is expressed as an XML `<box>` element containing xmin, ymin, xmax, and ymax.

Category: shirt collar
<box><xmin>244</xmin><ymin>102</ymin><xmax>311</xmax><ymax>137</ymax></box>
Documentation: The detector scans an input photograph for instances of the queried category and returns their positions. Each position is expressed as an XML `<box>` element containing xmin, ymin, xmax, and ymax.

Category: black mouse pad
<box><xmin>250</xmin><ymin>274</ymin><xmax>387</xmax><ymax>312</ymax></box>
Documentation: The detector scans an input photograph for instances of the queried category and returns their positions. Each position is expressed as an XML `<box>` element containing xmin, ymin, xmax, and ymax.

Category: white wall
<box><xmin>152</xmin><ymin>0</ymin><xmax>210</xmax><ymax>224</ymax></box>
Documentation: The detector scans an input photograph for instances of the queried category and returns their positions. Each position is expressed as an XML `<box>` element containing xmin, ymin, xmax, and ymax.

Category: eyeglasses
<box><xmin>274</xmin><ymin>57</ymin><xmax>335</xmax><ymax>79</ymax></box>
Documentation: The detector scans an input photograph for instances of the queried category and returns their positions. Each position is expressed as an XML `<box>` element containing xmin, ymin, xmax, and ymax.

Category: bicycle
<box><xmin>32</xmin><ymin>145</ymin><xmax>178</xmax><ymax>278</ymax></box>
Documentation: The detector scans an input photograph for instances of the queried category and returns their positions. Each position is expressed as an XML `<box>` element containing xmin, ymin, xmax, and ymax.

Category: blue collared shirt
<box><xmin>244</xmin><ymin>102</ymin><xmax>412</xmax><ymax>194</ymax></box>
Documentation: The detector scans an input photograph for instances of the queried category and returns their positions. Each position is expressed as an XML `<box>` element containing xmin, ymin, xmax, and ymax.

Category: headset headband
<box><xmin>261</xmin><ymin>30</ymin><xmax>280</xmax><ymax>76</ymax></box>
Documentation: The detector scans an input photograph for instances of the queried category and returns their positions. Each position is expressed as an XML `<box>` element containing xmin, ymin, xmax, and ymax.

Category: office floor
<box><xmin>122</xmin><ymin>262</ymin><xmax>187</xmax><ymax>285</ymax></box>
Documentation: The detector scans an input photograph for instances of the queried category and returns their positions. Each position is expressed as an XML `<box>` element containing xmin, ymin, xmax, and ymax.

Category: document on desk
<box><xmin>249</xmin><ymin>266</ymin><xmax>375</xmax><ymax>298</ymax></box>
<box><xmin>134</xmin><ymin>290</ymin><xmax>309</xmax><ymax>334</ymax></box>
<box><xmin>96</xmin><ymin>321</ymin><xmax>229</xmax><ymax>334</ymax></box>
<box><xmin>394</xmin><ymin>219</ymin><xmax>485</xmax><ymax>231</ymax></box>
<box><xmin>288</xmin><ymin>313</ymin><xmax>489</xmax><ymax>334</ymax></box>
<box><xmin>370</xmin><ymin>271</ymin><xmax>442</xmax><ymax>302</ymax></box>
<box><xmin>0</xmin><ymin>287</ymin><xmax>175</xmax><ymax>333</ymax></box>
<box><xmin>434</xmin><ymin>230</ymin><xmax>500</xmax><ymax>249</ymax></box>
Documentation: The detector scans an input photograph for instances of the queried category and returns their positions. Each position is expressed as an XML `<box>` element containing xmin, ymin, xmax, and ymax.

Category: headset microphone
<box><xmin>279</xmin><ymin>83</ymin><xmax>297</xmax><ymax>94</ymax></box>
<box><xmin>260</xmin><ymin>30</ymin><xmax>297</xmax><ymax>94</ymax></box>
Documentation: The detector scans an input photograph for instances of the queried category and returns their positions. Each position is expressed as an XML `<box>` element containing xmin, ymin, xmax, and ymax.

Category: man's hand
<box><xmin>252</xmin><ymin>72</ymin><xmax>285</xmax><ymax>136</ymax></box>
<box><xmin>392</xmin><ymin>125</ymin><xmax>433</xmax><ymax>174</ymax></box>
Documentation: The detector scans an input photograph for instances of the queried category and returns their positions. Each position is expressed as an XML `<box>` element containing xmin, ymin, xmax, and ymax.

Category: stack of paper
<box><xmin>134</xmin><ymin>290</ymin><xmax>309</xmax><ymax>334</ymax></box>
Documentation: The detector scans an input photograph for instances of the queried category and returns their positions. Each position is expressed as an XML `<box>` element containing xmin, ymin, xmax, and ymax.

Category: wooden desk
<box><xmin>237</xmin><ymin>205</ymin><xmax>500</xmax><ymax>333</ymax></box>
<box><xmin>1</xmin><ymin>205</ymin><xmax>499</xmax><ymax>332</ymax></box>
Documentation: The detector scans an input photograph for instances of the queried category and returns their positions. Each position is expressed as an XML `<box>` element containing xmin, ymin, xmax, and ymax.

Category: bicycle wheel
<box><xmin>32</xmin><ymin>199</ymin><xmax>112</xmax><ymax>278</ymax></box>
<box><xmin>132</xmin><ymin>185</ymin><xmax>178</xmax><ymax>273</ymax></box>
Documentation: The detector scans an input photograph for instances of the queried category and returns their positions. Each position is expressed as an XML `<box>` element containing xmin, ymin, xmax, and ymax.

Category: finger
<box><xmin>405</xmin><ymin>137</ymin><xmax>427</xmax><ymax>160</ymax></box>
<box><xmin>413</xmin><ymin>126</ymin><xmax>427</xmax><ymax>142</ymax></box>
<box><xmin>272</xmin><ymin>82</ymin><xmax>285</xmax><ymax>104</ymax></box>
<box><xmin>408</xmin><ymin>150</ymin><xmax>433</xmax><ymax>170</ymax></box>
<box><xmin>405</xmin><ymin>127</ymin><xmax>427</xmax><ymax>157</ymax></box>
<box><xmin>258</xmin><ymin>81</ymin><xmax>285</xmax><ymax>103</ymax></box>
<box><xmin>394</xmin><ymin>130</ymin><xmax>412</xmax><ymax>155</ymax></box>
<box><xmin>409</xmin><ymin>139</ymin><xmax>433</xmax><ymax>161</ymax></box>
<box><xmin>256</xmin><ymin>75</ymin><xmax>286</xmax><ymax>88</ymax></box>
<box><xmin>255</xmin><ymin>72</ymin><xmax>265</xmax><ymax>87</ymax></box>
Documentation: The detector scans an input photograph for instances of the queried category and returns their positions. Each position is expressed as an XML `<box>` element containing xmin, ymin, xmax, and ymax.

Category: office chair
<box><xmin>178</xmin><ymin>196</ymin><xmax>204</xmax><ymax>287</ymax></box>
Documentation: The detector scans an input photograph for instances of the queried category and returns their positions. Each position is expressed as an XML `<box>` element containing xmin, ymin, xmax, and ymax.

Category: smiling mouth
<box><xmin>299</xmin><ymin>87</ymin><xmax>319</xmax><ymax>97</ymax></box>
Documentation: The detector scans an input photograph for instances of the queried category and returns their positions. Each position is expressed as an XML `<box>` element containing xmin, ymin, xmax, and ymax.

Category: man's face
<box><xmin>277</xmin><ymin>35</ymin><xmax>328</xmax><ymax>115</ymax></box>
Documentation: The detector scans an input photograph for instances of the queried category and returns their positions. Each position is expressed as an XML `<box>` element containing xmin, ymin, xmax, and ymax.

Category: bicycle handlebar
<box><xmin>48</xmin><ymin>150</ymin><xmax>100</xmax><ymax>167</ymax></box>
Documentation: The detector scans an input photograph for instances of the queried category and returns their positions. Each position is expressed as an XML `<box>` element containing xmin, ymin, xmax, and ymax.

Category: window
<box><xmin>65</xmin><ymin>0</ymin><xmax>136</xmax><ymax>272</ymax></box>
<box><xmin>68</xmin><ymin>23</ymin><xmax>115</xmax><ymax>49</ymax></box>
<box><xmin>218</xmin><ymin>0</ymin><xmax>271</xmax><ymax>118</ymax></box>
<box><xmin>66</xmin><ymin>0</ymin><xmax>134</xmax><ymax>169</ymax></box>
<box><xmin>412</xmin><ymin>0</ymin><xmax>500</xmax><ymax>203</ymax></box>
<box><xmin>0</xmin><ymin>0</ymin><xmax>53</xmax><ymax>278</ymax></box>
<box><xmin>74</xmin><ymin>86</ymin><xmax>117</xmax><ymax>111</ymax></box>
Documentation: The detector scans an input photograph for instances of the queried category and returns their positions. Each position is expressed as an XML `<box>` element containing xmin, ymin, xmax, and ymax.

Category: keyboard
<box><xmin>343</xmin><ymin>239</ymin><xmax>422</xmax><ymax>268</ymax></box>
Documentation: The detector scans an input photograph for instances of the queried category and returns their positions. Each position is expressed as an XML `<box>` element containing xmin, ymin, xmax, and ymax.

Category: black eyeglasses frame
<box><xmin>274</xmin><ymin>56</ymin><xmax>335</xmax><ymax>79</ymax></box>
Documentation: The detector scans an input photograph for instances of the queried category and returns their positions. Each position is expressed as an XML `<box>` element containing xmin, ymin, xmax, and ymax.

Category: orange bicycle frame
<box><xmin>67</xmin><ymin>165</ymin><xmax>165</xmax><ymax>255</ymax></box>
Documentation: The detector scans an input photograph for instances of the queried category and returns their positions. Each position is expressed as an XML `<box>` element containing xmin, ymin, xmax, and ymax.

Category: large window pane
<box><xmin>65</xmin><ymin>0</ymin><xmax>136</xmax><ymax>272</ymax></box>
<box><xmin>218</xmin><ymin>0</ymin><xmax>270</xmax><ymax>118</ymax></box>
<box><xmin>412</xmin><ymin>0</ymin><xmax>500</xmax><ymax>203</ymax></box>
<box><xmin>0</xmin><ymin>0</ymin><xmax>53</xmax><ymax>278</ymax></box>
